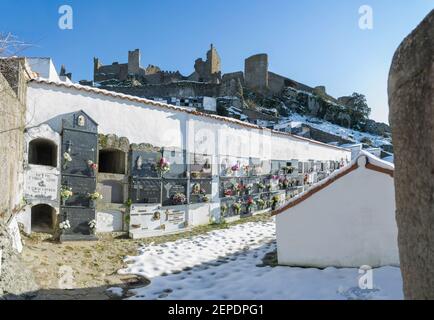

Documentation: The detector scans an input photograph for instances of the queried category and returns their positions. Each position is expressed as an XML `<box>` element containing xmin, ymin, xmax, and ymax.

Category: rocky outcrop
<box><xmin>388</xmin><ymin>9</ymin><xmax>434</xmax><ymax>299</ymax></box>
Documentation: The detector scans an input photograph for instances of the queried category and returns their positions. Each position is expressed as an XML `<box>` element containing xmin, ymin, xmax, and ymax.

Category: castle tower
<box><xmin>206</xmin><ymin>43</ymin><xmax>221</xmax><ymax>75</ymax></box>
<box><xmin>244</xmin><ymin>53</ymin><xmax>268</xmax><ymax>92</ymax></box>
<box><xmin>128</xmin><ymin>49</ymin><xmax>141</xmax><ymax>75</ymax></box>
<box><xmin>93</xmin><ymin>57</ymin><xmax>101</xmax><ymax>81</ymax></box>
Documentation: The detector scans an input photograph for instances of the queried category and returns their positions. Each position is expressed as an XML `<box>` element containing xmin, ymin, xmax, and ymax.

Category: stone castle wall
<box><xmin>99</xmin><ymin>81</ymin><xmax>222</xmax><ymax>98</ymax></box>
<box><xmin>245</xmin><ymin>54</ymin><xmax>268</xmax><ymax>92</ymax></box>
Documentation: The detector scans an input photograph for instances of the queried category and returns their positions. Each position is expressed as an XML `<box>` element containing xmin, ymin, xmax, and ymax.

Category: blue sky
<box><xmin>1</xmin><ymin>0</ymin><xmax>432</xmax><ymax>123</ymax></box>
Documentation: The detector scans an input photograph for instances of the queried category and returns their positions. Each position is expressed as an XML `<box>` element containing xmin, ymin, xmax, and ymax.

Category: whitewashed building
<box><xmin>274</xmin><ymin>151</ymin><xmax>398</xmax><ymax>268</ymax></box>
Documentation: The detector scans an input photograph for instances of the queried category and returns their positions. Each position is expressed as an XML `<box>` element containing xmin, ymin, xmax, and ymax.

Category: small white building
<box><xmin>339</xmin><ymin>143</ymin><xmax>363</xmax><ymax>160</ymax></box>
<box><xmin>274</xmin><ymin>151</ymin><xmax>398</xmax><ymax>268</ymax></box>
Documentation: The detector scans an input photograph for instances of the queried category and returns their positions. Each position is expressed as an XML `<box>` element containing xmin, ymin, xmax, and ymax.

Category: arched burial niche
<box><xmin>98</xmin><ymin>149</ymin><xmax>126</xmax><ymax>174</ymax></box>
<box><xmin>31</xmin><ymin>204</ymin><xmax>56</xmax><ymax>233</ymax></box>
<box><xmin>28</xmin><ymin>138</ymin><xmax>58</xmax><ymax>167</ymax></box>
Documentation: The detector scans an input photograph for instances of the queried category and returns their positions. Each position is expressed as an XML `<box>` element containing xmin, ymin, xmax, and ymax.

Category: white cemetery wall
<box><xmin>276</xmin><ymin>157</ymin><xmax>399</xmax><ymax>268</ymax></box>
<box><xmin>27</xmin><ymin>83</ymin><xmax>350</xmax><ymax>163</ymax></box>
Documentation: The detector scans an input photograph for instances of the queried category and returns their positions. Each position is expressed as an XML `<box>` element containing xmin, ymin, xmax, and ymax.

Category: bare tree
<box><xmin>0</xmin><ymin>32</ymin><xmax>31</xmax><ymax>57</ymax></box>
<box><xmin>0</xmin><ymin>32</ymin><xmax>32</xmax><ymax>88</ymax></box>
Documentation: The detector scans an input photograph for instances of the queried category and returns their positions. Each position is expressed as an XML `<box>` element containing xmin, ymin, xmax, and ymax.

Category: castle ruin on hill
<box><xmin>87</xmin><ymin>44</ymin><xmax>335</xmax><ymax>101</ymax></box>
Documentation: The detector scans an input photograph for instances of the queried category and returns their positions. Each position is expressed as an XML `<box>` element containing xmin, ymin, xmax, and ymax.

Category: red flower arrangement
<box><xmin>224</xmin><ymin>189</ymin><xmax>233</xmax><ymax>197</ymax></box>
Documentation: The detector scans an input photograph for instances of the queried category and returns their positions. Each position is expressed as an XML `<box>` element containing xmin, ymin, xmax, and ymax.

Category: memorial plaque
<box><xmin>162</xmin><ymin>148</ymin><xmax>187</xmax><ymax>179</ymax></box>
<box><xmin>61</xmin><ymin>175</ymin><xmax>96</xmax><ymax>207</ymax></box>
<box><xmin>219</xmin><ymin>177</ymin><xmax>239</xmax><ymax>198</ymax></box>
<box><xmin>131</xmin><ymin>178</ymin><xmax>161</xmax><ymax>204</ymax></box>
<box><xmin>271</xmin><ymin>160</ymin><xmax>287</xmax><ymax>175</ymax></box>
<box><xmin>219</xmin><ymin>156</ymin><xmax>249</xmax><ymax>177</ymax></box>
<box><xmin>241</xmin><ymin>177</ymin><xmax>258</xmax><ymax>195</ymax></box>
<box><xmin>162</xmin><ymin>179</ymin><xmax>187</xmax><ymax>206</ymax></box>
<box><xmin>24</xmin><ymin>171</ymin><xmax>59</xmax><ymax>201</ymax></box>
<box><xmin>60</xmin><ymin>111</ymin><xmax>98</xmax><ymax>241</ymax></box>
<box><xmin>130</xmin><ymin>205</ymin><xmax>162</xmax><ymax>232</ymax></box>
<box><xmin>131</xmin><ymin>150</ymin><xmax>160</xmax><ymax>178</ymax></box>
<box><xmin>162</xmin><ymin>209</ymin><xmax>187</xmax><ymax>232</ymax></box>
<box><xmin>264</xmin><ymin>176</ymin><xmax>279</xmax><ymax>192</ymax></box>
<box><xmin>250</xmin><ymin>158</ymin><xmax>271</xmax><ymax>176</ymax></box>
<box><xmin>60</xmin><ymin>207</ymin><xmax>95</xmax><ymax>237</ymax></box>
<box><xmin>260</xmin><ymin>192</ymin><xmax>271</xmax><ymax>208</ymax></box>
<box><xmin>190</xmin><ymin>179</ymin><xmax>212</xmax><ymax>204</ymax></box>
<box><xmin>220</xmin><ymin>198</ymin><xmax>239</xmax><ymax>218</ymax></box>
<box><xmin>62</xmin><ymin>131</ymin><xmax>97</xmax><ymax>177</ymax></box>
<box><xmin>190</xmin><ymin>153</ymin><xmax>212</xmax><ymax>179</ymax></box>
<box><xmin>298</xmin><ymin>162</ymin><xmax>303</xmax><ymax>173</ymax></box>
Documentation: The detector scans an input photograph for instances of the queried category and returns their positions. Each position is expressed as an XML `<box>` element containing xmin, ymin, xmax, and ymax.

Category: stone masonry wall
<box><xmin>0</xmin><ymin>64</ymin><xmax>38</xmax><ymax>298</ymax></box>
<box><xmin>0</xmin><ymin>68</ymin><xmax>26</xmax><ymax>222</ymax></box>
<box><xmin>99</xmin><ymin>81</ymin><xmax>222</xmax><ymax>98</ymax></box>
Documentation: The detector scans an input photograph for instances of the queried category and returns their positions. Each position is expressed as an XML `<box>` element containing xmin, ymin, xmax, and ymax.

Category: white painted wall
<box><xmin>26</xmin><ymin>82</ymin><xmax>350</xmax><ymax>163</ymax></box>
<box><xmin>17</xmin><ymin>124</ymin><xmax>61</xmax><ymax>234</ymax></box>
<box><xmin>276</xmin><ymin>156</ymin><xmax>399</xmax><ymax>268</ymax></box>
<box><xmin>96</xmin><ymin>211</ymin><xmax>123</xmax><ymax>232</ymax></box>
<box><xmin>189</xmin><ymin>203</ymin><xmax>211</xmax><ymax>226</ymax></box>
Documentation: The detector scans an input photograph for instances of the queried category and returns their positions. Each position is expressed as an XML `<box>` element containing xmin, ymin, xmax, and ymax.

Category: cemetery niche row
<box><xmin>218</xmin><ymin>157</ymin><xmax>342</xmax><ymax>219</ymax></box>
<box><xmin>127</xmin><ymin>147</ymin><xmax>341</xmax><ymax>210</ymax></box>
<box><xmin>129</xmin><ymin>146</ymin><xmax>212</xmax><ymax>206</ymax></box>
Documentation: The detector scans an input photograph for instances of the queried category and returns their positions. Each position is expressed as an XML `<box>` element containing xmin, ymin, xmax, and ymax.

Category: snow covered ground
<box><xmin>118</xmin><ymin>220</ymin><xmax>403</xmax><ymax>300</ymax></box>
<box><xmin>281</xmin><ymin>113</ymin><xmax>392</xmax><ymax>148</ymax></box>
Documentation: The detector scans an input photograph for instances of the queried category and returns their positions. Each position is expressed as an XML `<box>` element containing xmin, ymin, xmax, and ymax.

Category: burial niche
<box><xmin>28</xmin><ymin>138</ymin><xmax>57</xmax><ymax>167</ymax></box>
<box><xmin>98</xmin><ymin>149</ymin><xmax>126</xmax><ymax>174</ymax></box>
<box><xmin>100</xmin><ymin>180</ymin><xmax>124</xmax><ymax>204</ymax></box>
<box><xmin>31</xmin><ymin>204</ymin><xmax>56</xmax><ymax>233</ymax></box>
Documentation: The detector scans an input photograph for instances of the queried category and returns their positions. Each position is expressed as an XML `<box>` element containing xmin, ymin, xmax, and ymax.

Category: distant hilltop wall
<box><xmin>99</xmin><ymin>81</ymin><xmax>222</xmax><ymax>99</ymax></box>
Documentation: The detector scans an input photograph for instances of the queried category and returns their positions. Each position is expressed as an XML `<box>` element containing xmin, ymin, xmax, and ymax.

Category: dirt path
<box><xmin>21</xmin><ymin>214</ymin><xmax>272</xmax><ymax>300</ymax></box>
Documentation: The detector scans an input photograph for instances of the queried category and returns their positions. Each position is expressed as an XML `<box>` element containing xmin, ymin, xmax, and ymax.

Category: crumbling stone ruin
<box><xmin>88</xmin><ymin>44</ymin><xmax>330</xmax><ymax>97</ymax></box>
<box><xmin>190</xmin><ymin>44</ymin><xmax>221</xmax><ymax>84</ymax></box>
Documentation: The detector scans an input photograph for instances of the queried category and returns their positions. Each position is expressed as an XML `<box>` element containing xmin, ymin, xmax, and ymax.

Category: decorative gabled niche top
<box><xmin>61</xmin><ymin>110</ymin><xmax>98</xmax><ymax>133</ymax></box>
